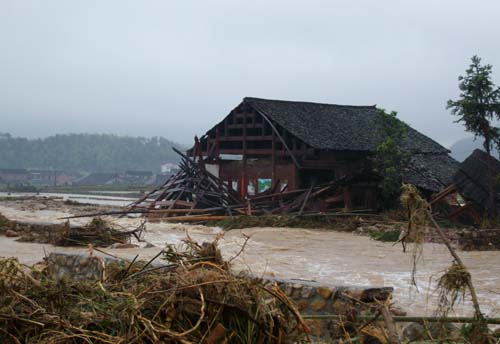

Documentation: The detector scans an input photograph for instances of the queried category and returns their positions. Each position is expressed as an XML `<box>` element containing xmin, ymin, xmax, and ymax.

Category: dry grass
<box><xmin>0</xmin><ymin>238</ymin><xmax>309</xmax><ymax>343</ymax></box>
<box><xmin>437</xmin><ymin>262</ymin><xmax>471</xmax><ymax>314</ymax></box>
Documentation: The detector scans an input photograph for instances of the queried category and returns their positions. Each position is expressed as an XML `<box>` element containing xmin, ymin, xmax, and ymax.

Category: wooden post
<box><xmin>215</xmin><ymin>124</ymin><xmax>220</xmax><ymax>159</ymax></box>
<box><xmin>272</xmin><ymin>129</ymin><xmax>276</xmax><ymax>185</ymax></box>
<box><xmin>380</xmin><ymin>305</ymin><xmax>401</xmax><ymax>344</ymax></box>
<box><xmin>243</xmin><ymin>112</ymin><xmax>247</xmax><ymax>198</ymax></box>
<box><xmin>343</xmin><ymin>186</ymin><xmax>353</xmax><ymax>211</ymax></box>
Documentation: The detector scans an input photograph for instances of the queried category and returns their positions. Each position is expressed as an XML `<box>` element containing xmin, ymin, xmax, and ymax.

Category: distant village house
<box><xmin>0</xmin><ymin>169</ymin><xmax>31</xmax><ymax>184</ymax></box>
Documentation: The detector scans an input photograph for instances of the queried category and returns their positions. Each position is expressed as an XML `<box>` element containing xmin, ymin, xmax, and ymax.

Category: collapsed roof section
<box><xmin>404</xmin><ymin>153</ymin><xmax>460</xmax><ymax>192</ymax></box>
<box><xmin>453</xmin><ymin>149</ymin><xmax>500</xmax><ymax>210</ymax></box>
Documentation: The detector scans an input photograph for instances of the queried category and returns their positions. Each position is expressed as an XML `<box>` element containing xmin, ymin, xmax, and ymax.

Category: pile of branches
<box><xmin>127</xmin><ymin>148</ymin><xmax>244</xmax><ymax>221</ymax></box>
<box><xmin>0</xmin><ymin>212</ymin><xmax>13</xmax><ymax>234</ymax></box>
<box><xmin>53</xmin><ymin>217</ymin><xmax>143</xmax><ymax>247</ymax></box>
<box><xmin>7</xmin><ymin>216</ymin><xmax>143</xmax><ymax>247</ymax></box>
<box><xmin>122</xmin><ymin>148</ymin><xmax>355</xmax><ymax>223</ymax></box>
<box><xmin>0</xmin><ymin>239</ymin><xmax>309</xmax><ymax>343</ymax></box>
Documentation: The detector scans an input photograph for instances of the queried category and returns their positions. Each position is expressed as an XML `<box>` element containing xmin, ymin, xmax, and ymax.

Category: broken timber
<box><xmin>124</xmin><ymin>148</ymin><xmax>358</xmax><ymax>222</ymax></box>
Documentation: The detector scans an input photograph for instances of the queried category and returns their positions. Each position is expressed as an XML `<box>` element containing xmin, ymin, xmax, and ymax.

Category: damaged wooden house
<box><xmin>431</xmin><ymin>149</ymin><xmax>500</xmax><ymax>223</ymax></box>
<box><xmin>190</xmin><ymin>97</ymin><xmax>458</xmax><ymax>208</ymax></box>
<box><xmin>130</xmin><ymin>97</ymin><xmax>459</xmax><ymax>219</ymax></box>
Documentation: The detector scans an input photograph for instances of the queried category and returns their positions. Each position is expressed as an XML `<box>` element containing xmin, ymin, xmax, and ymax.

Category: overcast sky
<box><xmin>1</xmin><ymin>1</ymin><xmax>499</xmax><ymax>147</ymax></box>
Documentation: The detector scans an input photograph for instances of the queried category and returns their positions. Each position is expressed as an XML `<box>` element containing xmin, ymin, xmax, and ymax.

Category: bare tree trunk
<box><xmin>425</xmin><ymin>209</ymin><xmax>484</xmax><ymax>320</ymax></box>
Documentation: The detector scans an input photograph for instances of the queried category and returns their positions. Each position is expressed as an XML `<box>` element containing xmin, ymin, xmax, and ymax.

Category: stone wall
<box><xmin>264</xmin><ymin>277</ymin><xmax>393</xmax><ymax>338</ymax></box>
<box><xmin>458</xmin><ymin>229</ymin><xmax>500</xmax><ymax>250</ymax></box>
<box><xmin>46</xmin><ymin>252</ymin><xmax>393</xmax><ymax>340</ymax></box>
<box><xmin>47</xmin><ymin>252</ymin><xmax>113</xmax><ymax>282</ymax></box>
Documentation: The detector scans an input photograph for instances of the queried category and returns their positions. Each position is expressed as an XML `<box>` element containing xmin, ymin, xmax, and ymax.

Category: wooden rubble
<box><xmin>126</xmin><ymin>148</ymin><xmax>354</xmax><ymax>222</ymax></box>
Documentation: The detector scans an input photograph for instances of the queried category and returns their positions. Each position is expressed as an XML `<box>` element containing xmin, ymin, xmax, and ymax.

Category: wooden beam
<box><xmin>343</xmin><ymin>186</ymin><xmax>353</xmax><ymax>211</ymax></box>
<box><xmin>430</xmin><ymin>184</ymin><xmax>457</xmax><ymax>205</ymax></box>
<box><xmin>216</xmin><ymin>135</ymin><xmax>273</xmax><ymax>142</ymax></box>
<box><xmin>227</xmin><ymin>123</ymin><xmax>264</xmax><ymax>129</ymax></box>
<box><xmin>272</xmin><ymin>129</ymin><xmax>276</xmax><ymax>185</ymax></box>
<box><xmin>257</xmin><ymin>112</ymin><xmax>301</xmax><ymax>169</ymax></box>
<box><xmin>243</xmin><ymin>111</ymin><xmax>247</xmax><ymax>198</ymax></box>
<box><xmin>202</xmin><ymin>148</ymin><xmax>292</xmax><ymax>156</ymax></box>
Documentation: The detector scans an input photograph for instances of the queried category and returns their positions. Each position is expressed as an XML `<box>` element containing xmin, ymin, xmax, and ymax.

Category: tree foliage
<box><xmin>447</xmin><ymin>55</ymin><xmax>500</xmax><ymax>154</ymax></box>
<box><xmin>448</xmin><ymin>55</ymin><xmax>500</xmax><ymax>215</ymax></box>
<box><xmin>372</xmin><ymin>109</ymin><xmax>409</xmax><ymax>209</ymax></box>
<box><xmin>0</xmin><ymin>133</ymin><xmax>182</xmax><ymax>172</ymax></box>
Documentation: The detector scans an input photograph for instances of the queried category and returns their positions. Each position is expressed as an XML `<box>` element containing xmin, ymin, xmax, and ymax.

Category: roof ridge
<box><xmin>244</xmin><ymin>97</ymin><xmax>376</xmax><ymax>109</ymax></box>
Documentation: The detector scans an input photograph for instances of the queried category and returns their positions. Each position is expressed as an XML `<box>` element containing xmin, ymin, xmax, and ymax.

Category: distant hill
<box><xmin>449</xmin><ymin>137</ymin><xmax>499</xmax><ymax>162</ymax></box>
<box><xmin>0</xmin><ymin>133</ymin><xmax>184</xmax><ymax>172</ymax></box>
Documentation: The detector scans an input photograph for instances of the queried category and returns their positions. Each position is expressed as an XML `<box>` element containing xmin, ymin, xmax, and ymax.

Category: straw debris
<box><xmin>0</xmin><ymin>238</ymin><xmax>309</xmax><ymax>343</ymax></box>
<box><xmin>401</xmin><ymin>184</ymin><xmax>494</xmax><ymax>344</ymax></box>
<box><xmin>437</xmin><ymin>262</ymin><xmax>470</xmax><ymax>313</ymax></box>
<box><xmin>53</xmin><ymin>217</ymin><xmax>138</xmax><ymax>247</ymax></box>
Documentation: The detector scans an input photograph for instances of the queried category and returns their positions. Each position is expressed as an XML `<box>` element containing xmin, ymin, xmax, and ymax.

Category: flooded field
<box><xmin>0</xmin><ymin>191</ymin><xmax>138</xmax><ymax>207</ymax></box>
<box><xmin>1</xmin><ymin>194</ymin><xmax>500</xmax><ymax>317</ymax></box>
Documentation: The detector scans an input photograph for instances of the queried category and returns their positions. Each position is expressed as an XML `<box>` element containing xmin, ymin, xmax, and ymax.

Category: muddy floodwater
<box><xmin>1</xmin><ymin>196</ymin><xmax>500</xmax><ymax>318</ymax></box>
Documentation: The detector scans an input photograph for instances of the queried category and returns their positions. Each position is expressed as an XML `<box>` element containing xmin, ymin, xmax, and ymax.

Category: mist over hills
<box><xmin>2</xmin><ymin>132</ymin><xmax>497</xmax><ymax>172</ymax></box>
<box><xmin>449</xmin><ymin>136</ymin><xmax>499</xmax><ymax>162</ymax></box>
<box><xmin>0</xmin><ymin>133</ymin><xmax>183</xmax><ymax>172</ymax></box>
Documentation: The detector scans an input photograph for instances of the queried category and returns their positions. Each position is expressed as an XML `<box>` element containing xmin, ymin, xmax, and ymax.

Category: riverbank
<box><xmin>0</xmin><ymin>196</ymin><xmax>500</xmax><ymax>318</ymax></box>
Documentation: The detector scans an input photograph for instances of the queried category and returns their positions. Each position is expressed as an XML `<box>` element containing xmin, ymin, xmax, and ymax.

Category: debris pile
<box><xmin>1</xmin><ymin>214</ymin><xmax>143</xmax><ymax>247</ymax></box>
<box><xmin>53</xmin><ymin>217</ymin><xmax>144</xmax><ymax>247</ymax></box>
<box><xmin>126</xmin><ymin>148</ymin><xmax>356</xmax><ymax>223</ymax></box>
<box><xmin>0</xmin><ymin>212</ymin><xmax>13</xmax><ymax>235</ymax></box>
<box><xmin>128</xmin><ymin>148</ymin><xmax>244</xmax><ymax>221</ymax></box>
<box><xmin>0</xmin><ymin>239</ymin><xmax>309</xmax><ymax>343</ymax></box>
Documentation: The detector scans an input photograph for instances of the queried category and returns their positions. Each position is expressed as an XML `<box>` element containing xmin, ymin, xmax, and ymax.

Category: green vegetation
<box><xmin>208</xmin><ymin>214</ymin><xmax>361</xmax><ymax>231</ymax></box>
<box><xmin>1</xmin><ymin>183</ymin><xmax>39</xmax><ymax>193</ymax></box>
<box><xmin>0</xmin><ymin>133</ymin><xmax>183</xmax><ymax>172</ymax></box>
<box><xmin>0</xmin><ymin>213</ymin><xmax>12</xmax><ymax>234</ymax></box>
<box><xmin>368</xmin><ymin>229</ymin><xmax>401</xmax><ymax>242</ymax></box>
<box><xmin>371</xmin><ymin>108</ymin><xmax>409</xmax><ymax>209</ymax></box>
<box><xmin>448</xmin><ymin>56</ymin><xmax>500</xmax><ymax>216</ymax></box>
<box><xmin>447</xmin><ymin>56</ymin><xmax>500</xmax><ymax>157</ymax></box>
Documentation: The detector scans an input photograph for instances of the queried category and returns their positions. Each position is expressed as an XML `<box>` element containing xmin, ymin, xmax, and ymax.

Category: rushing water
<box><xmin>1</xmin><ymin>195</ymin><xmax>499</xmax><ymax>317</ymax></box>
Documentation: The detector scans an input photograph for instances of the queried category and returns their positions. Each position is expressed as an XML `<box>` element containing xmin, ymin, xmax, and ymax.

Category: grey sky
<box><xmin>1</xmin><ymin>1</ymin><xmax>499</xmax><ymax>147</ymax></box>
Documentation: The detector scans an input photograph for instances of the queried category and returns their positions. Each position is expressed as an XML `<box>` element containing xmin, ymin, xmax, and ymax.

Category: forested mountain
<box><xmin>0</xmin><ymin>133</ymin><xmax>183</xmax><ymax>172</ymax></box>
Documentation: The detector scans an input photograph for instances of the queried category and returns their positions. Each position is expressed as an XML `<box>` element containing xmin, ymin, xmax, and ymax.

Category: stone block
<box><xmin>309</xmin><ymin>298</ymin><xmax>327</xmax><ymax>312</ymax></box>
<box><xmin>301</xmin><ymin>286</ymin><xmax>315</xmax><ymax>298</ymax></box>
<box><xmin>5</xmin><ymin>229</ymin><xmax>19</xmax><ymax>237</ymax></box>
<box><xmin>297</xmin><ymin>299</ymin><xmax>309</xmax><ymax>311</ymax></box>
<box><xmin>317</xmin><ymin>286</ymin><xmax>333</xmax><ymax>299</ymax></box>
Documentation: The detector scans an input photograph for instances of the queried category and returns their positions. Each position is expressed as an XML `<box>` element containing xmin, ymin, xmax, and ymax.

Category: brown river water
<box><xmin>1</xmin><ymin>201</ymin><xmax>500</xmax><ymax>317</ymax></box>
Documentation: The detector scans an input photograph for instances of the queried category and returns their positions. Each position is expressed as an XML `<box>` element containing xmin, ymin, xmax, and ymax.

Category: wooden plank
<box><xmin>430</xmin><ymin>184</ymin><xmax>457</xmax><ymax>205</ymax></box>
<box><xmin>298</xmin><ymin>184</ymin><xmax>314</xmax><ymax>215</ymax></box>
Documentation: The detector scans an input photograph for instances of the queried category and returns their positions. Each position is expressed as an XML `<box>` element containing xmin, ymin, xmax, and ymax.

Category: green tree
<box><xmin>372</xmin><ymin>109</ymin><xmax>409</xmax><ymax>209</ymax></box>
<box><xmin>447</xmin><ymin>55</ymin><xmax>500</xmax><ymax>215</ymax></box>
<box><xmin>0</xmin><ymin>133</ymin><xmax>183</xmax><ymax>172</ymax></box>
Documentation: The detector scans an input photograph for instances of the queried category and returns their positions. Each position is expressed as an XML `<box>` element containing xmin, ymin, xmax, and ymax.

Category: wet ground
<box><xmin>1</xmin><ymin>195</ymin><xmax>499</xmax><ymax>317</ymax></box>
